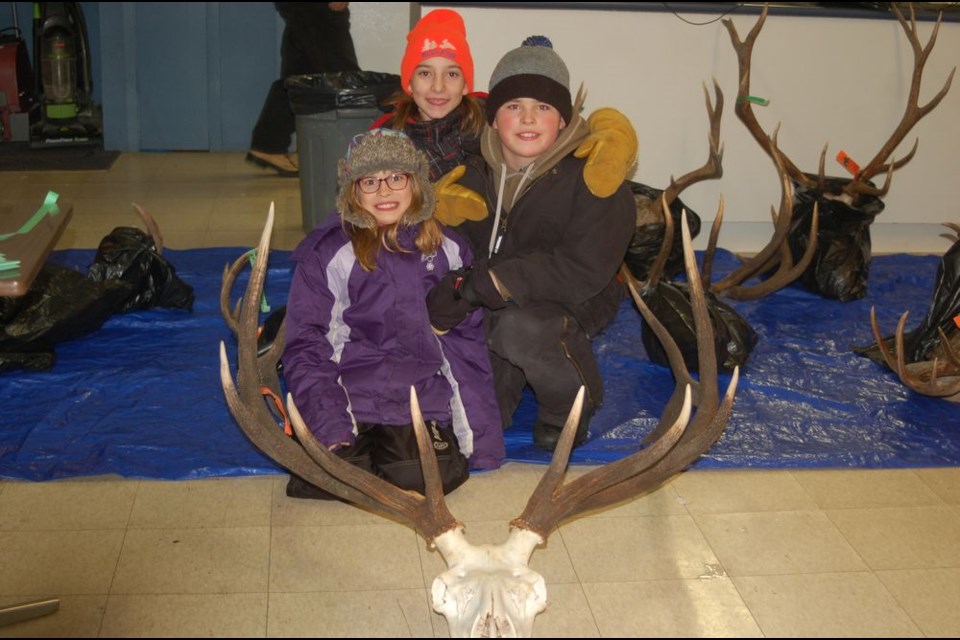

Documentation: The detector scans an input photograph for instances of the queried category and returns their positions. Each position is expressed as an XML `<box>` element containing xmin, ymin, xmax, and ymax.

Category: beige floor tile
<box><xmin>270</xmin><ymin>524</ymin><xmax>423</xmax><ymax>592</ymax></box>
<box><xmin>141</xmin><ymin>197</ymin><xmax>215</xmax><ymax>232</ymax></box>
<box><xmin>440</xmin><ymin>463</ymin><xmax>544</xmax><ymax>523</ymax></box>
<box><xmin>532</xmin><ymin>583</ymin><xmax>600</xmax><ymax>638</ymax></box>
<box><xmin>0</xmin><ymin>480</ymin><xmax>137</xmax><ymax>531</ymax></box>
<box><xmin>157</xmin><ymin>230</ymin><xmax>209</xmax><ymax>250</ymax></box>
<box><xmin>733</xmin><ymin>572</ymin><xmax>923</xmax><ymax>638</ymax></box>
<box><xmin>217</xmin><ymin>178</ymin><xmax>301</xmax><ymax>200</ymax></box>
<box><xmin>23</xmin><ymin>171</ymin><xmax>96</xmax><ymax>185</ymax></box>
<box><xmin>204</xmin><ymin>229</ymin><xmax>274</xmax><ymax>250</ymax></box>
<box><xmin>0</xmin><ymin>530</ymin><xmax>124</xmax><ymax>595</ymax></box>
<box><xmin>129</xmin><ymin>478</ymin><xmax>273</xmax><ymax>529</ymax></box>
<box><xmin>269</xmin><ymin>476</ymin><xmax>390</xmax><ymax>527</ymax></box>
<box><xmin>584</xmin><ymin>579</ymin><xmax>762</xmax><ymax>638</ymax></box>
<box><xmin>695</xmin><ymin>511</ymin><xmax>866</xmax><ymax>576</ymax></box>
<box><xmin>827</xmin><ymin>506</ymin><xmax>960</xmax><ymax>570</ymax></box>
<box><xmin>915</xmin><ymin>467</ymin><xmax>960</xmax><ymax>504</ymax></box>
<box><xmin>559</xmin><ymin>514</ymin><xmax>719</xmax><ymax>582</ymax></box>
<box><xmin>268</xmin><ymin>589</ymin><xmax>433</xmax><ymax>638</ymax></box>
<box><xmin>100</xmin><ymin>593</ymin><xmax>267</xmax><ymax>638</ymax></box>
<box><xmin>418</xmin><ymin>520</ymin><xmax>579</xmax><ymax>587</ymax></box>
<box><xmin>212</xmin><ymin>196</ymin><xmax>298</xmax><ymax>232</ymax></box>
<box><xmin>65</xmin><ymin>182</ymin><xmax>153</xmax><ymax>201</ymax></box>
<box><xmin>110</xmin><ymin>527</ymin><xmax>269</xmax><ymax>594</ymax></box>
<box><xmin>876</xmin><ymin>568</ymin><xmax>960</xmax><ymax>637</ymax></box>
<box><xmin>0</xmin><ymin>595</ymin><xmax>107</xmax><ymax>638</ymax></box>
<box><xmin>791</xmin><ymin>468</ymin><xmax>942</xmax><ymax>509</ymax></box>
<box><xmin>674</xmin><ymin>469</ymin><xmax>817</xmax><ymax>513</ymax></box>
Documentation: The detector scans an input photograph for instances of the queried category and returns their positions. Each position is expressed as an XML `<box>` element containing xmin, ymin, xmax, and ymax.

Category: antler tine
<box><xmin>512</xmin><ymin>212</ymin><xmax>739</xmax><ymax>539</ymax></box>
<box><xmin>712</xmin><ymin>132</ymin><xmax>817</xmax><ymax>300</ymax></box>
<box><xmin>641</xmin><ymin>194</ymin><xmax>677</xmax><ymax>292</ymax></box>
<box><xmin>219</xmin><ymin>205</ymin><xmax>460</xmax><ymax>539</ymax></box>
<box><xmin>700</xmin><ymin>196</ymin><xmax>724</xmax><ymax>288</ymax></box>
<box><xmin>661</xmin><ymin>80</ymin><xmax>724</xmax><ymax>206</ymax></box>
<box><xmin>286</xmin><ymin>388</ymin><xmax>461</xmax><ymax>542</ymax></box>
<box><xmin>220</xmin><ymin>252</ymin><xmax>251</xmax><ymax>337</ymax></box>
<box><xmin>131</xmin><ymin>203</ymin><xmax>164</xmax><ymax>255</ymax></box>
<box><xmin>723</xmin><ymin>3</ymin><xmax>813</xmax><ymax>188</ymax></box>
<box><xmin>845</xmin><ymin>4</ymin><xmax>955</xmax><ymax>198</ymax></box>
<box><xmin>870</xmin><ymin>308</ymin><xmax>960</xmax><ymax>398</ymax></box>
<box><xmin>893</xmin><ymin>313</ymin><xmax>960</xmax><ymax>398</ymax></box>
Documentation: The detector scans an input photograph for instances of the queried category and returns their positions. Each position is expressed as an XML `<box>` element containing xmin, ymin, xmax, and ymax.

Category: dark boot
<box><xmin>533</xmin><ymin>408</ymin><xmax>592</xmax><ymax>452</ymax></box>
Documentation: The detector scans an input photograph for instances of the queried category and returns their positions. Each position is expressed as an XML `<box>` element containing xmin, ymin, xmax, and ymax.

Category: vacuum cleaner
<box><xmin>30</xmin><ymin>1</ymin><xmax>102</xmax><ymax>147</ymax></box>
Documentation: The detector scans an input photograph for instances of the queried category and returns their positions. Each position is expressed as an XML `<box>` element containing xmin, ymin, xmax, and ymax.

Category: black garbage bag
<box><xmin>285</xmin><ymin>71</ymin><xmax>401</xmax><ymax>115</ymax></box>
<box><xmin>624</xmin><ymin>182</ymin><xmax>701</xmax><ymax>282</ymax></box>
<box><xmin>640</xmin><ymin>281</ymin><xmax>757</xmax><ymax>374</ymax></box>
<box><xmin>0</xmin><ymin>264</ymin><xmax>133</xmax><ymax>372</ymax></box>
<box><xmin>87</xmin><ymin>227</ymin><xmax>195</xmax><ymax>312</ymax></box>
<box><xmin>854</xmin><ymin>231</ymin><xmax>960</xmax><ymax>366</ymax></box>
<box><xmin>788</xmin><ymin>175</ymin><xmax>885</xmax><ymax>302</ymax></box>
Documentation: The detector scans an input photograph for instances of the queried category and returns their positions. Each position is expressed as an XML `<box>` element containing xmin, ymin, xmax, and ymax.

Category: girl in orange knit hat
<box><xmin>373</xmin><ymin>9</ymin><xmax>485</xmax><ymax>181</ymax></box>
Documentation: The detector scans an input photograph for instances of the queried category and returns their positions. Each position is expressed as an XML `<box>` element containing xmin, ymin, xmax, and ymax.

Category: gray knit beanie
<box><xmin>336</xmin><ymin>129</ymin><xmax>434</xmax><ymax>228</ymax></box>
<box><xmin>486</xmin><ymin>35</ymin><xmax>572</xmax><ymax>125</ymax></box>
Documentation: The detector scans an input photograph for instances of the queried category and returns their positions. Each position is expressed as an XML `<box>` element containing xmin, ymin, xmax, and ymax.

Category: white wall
<box><xmin>353</xmin><ymin>4</ymin><xmax>960</xmax><ymax>254</ymax></box>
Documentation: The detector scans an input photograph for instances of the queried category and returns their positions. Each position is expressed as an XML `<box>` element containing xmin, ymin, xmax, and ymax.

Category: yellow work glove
<box><xmin>574</xmin><ymin>107</ymin><xmax>639</xmax><ymax>198</ymax></box>
<box><xmin>433</xmin><ymin>166</ymin><xmax>489</xmax><ymax>227</ymax></box>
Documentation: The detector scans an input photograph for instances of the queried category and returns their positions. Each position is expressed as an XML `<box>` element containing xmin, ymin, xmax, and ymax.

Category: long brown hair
<box><xmin>341</xmin><ymin>172</ymin><xmax>443</xmax><ymax>272</ymax></box>
<box><xmin>383</xmin><ymin>91</ymin><xmax>485</xmax><ymax>140</ymax></box>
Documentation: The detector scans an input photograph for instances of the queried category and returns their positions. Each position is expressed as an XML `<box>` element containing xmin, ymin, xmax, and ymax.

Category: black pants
<box><xmin>485</xmin><ymin>302</ymin><xmax>603</xmax><ymax>428</ymax></box>
<box><xmin>286</xmin><ymin>421</ymin><xmax>469</xmax><ymax>500</ymax></box>
<box><xmin>250</xmin><ymin>4</ymin><xmax>360</xmax><ymax>153</ymax></box>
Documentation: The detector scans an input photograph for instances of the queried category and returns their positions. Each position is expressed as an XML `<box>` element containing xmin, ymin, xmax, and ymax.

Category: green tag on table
<box><xmin>0</xmin><ymin>191</ymin><xmax>61</xmax><ymax>241</ymax></box>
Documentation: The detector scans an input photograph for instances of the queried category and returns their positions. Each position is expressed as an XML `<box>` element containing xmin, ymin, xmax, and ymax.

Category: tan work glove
<box><xmin>433</xmin><ymin>166</ymin><xmax>489</xmax><ymax>227</ymax></box>
<box><xmin>574</xmin><ymin>107</ymin><xmax>639</xmax><ymax>198</ymax></box>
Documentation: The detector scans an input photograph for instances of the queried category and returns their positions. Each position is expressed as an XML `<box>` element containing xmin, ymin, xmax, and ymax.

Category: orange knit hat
<box><xmin>400</xmin><ymin>9</ymin><xmax>474</xmax><ymax>95</ymax></box>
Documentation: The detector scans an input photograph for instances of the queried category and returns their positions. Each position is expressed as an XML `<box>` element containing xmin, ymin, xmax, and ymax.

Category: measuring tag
<box><xmin>836</xmin><ymin>151</ymin><xmax>860</xmax><ymax>176</ymax></box>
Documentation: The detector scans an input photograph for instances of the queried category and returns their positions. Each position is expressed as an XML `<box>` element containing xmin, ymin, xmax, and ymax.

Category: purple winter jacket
<box><xmin>282</xmin><ymin>218</ymin><xmax>505</xmax><ymax>470</ymax></box>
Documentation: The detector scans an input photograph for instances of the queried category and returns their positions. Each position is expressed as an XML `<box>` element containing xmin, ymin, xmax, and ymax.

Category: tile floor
<box><xmin>2</xmin><ymin>153</ymin><xmax>959</xmax><ymax>637</ymax></box>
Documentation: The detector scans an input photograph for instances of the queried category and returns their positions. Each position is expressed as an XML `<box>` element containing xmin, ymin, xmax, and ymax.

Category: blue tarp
<box><xmin>1</xmin><ymin>247</ymin><xmax>956</xmax><ymax>481</ymax></box>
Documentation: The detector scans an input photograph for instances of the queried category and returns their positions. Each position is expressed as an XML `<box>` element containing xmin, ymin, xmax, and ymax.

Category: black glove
<box><xmin>455</xmin><ymin>263</ymin><xmax>507</xmax><ymax>311</ymax></box>
<box><xmin>426</xmin><ymin>271</ymin><xmax>476</xmax><ymax>332</ymax></box>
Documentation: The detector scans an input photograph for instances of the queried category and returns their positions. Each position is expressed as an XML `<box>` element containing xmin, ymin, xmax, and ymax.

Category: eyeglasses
<box><xmin>356</xmin><ymin>173</ymin><xmax>410</xmax><ymax>194</ymax></box>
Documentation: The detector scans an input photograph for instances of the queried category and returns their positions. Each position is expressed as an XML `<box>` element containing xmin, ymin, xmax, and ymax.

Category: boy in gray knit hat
<box><xmin>425</xmin><ymin>37</ymin><xmax>636</xmax><ymax>451</ymax></box>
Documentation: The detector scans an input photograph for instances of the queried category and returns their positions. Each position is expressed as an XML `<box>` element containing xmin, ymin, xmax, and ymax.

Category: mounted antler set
<box><xmin>866</xmin><ymin>223</ymin><xmax>960</xmax><ymax>401</ymax></box>
<box><xmin>722</xmin><ymin>3</ymin><xmax>955</xmax><ymax>301</ymax></box>
<box><xmin>723</xmin><ymin>3</ymin><xmax>954</xmax><ymax>207</ymax></box>
<box><xmin>218</xmin><ymin>205</ymin><xmax>738</xmax><ymax>637</ymax></box>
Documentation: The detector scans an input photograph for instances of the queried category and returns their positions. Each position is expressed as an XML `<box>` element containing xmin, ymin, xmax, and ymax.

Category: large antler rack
<box><xmin>640</xmin><ymin>81</ymin><xmax>724</xmax><ymax>294</ymax></box>
<box><xmin>511</xmin><ymin>213</ymin><xmax>739</xmax><ymax>539</ymax></box>
<box><xmin>722</xmin><ymin>4</ymin><xmax>815</xmax><ymax>190</ymax></box>
<box><xmin>844</xmin><ymin>4</ymin><xmax>955</xmax><ymax>204</ymax></box>
<box><xmin>869</xmin><ymin>308</ymin><xmax>960</xmax><ymax>399</ymax></box>
<box><xmin>661</xmin><ymin>80</ymin><xmax>725</xmax><ymax>208</ymax></box>
<box><xmin>218</xmin><ymin>204</ymin><xmax>461</xmax><ymax>543</ymax></box>
<box><xmin>703</xmin><ymin>132</ymin><xmax>820</xmax><ymax>301</ymax></box>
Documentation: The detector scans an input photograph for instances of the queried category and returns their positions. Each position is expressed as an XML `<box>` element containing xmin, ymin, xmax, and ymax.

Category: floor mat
<box><xmin>1</xmin><ymin>247</ymin><xmax>956</xmax><ymax>481</ymax></box>
<box><xmin>0</xmin><ymin>143</ymin><xmax>119</xmax><ymax>171</ymax></box>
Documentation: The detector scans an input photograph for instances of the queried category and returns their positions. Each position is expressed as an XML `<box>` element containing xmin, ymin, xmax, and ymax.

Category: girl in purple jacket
<box><xmin>282</xmin><ymin>129</ymin><xmax>504</xmax><ymax>499</ymax></box>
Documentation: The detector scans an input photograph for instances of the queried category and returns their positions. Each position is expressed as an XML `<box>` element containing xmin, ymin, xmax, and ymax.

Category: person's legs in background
<box><xmin>248</xmin><ymin>3</ymin><xmax>360</xmax><ymax>176</ymax></box>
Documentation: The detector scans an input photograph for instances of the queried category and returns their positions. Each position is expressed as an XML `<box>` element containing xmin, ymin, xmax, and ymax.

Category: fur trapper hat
<box><xmin>337</xmin><ymin>129</ymin><xmax>434</xmax><ymax>228</ymax></box>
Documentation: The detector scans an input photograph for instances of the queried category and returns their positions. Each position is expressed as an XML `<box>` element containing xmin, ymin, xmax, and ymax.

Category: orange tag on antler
<box><xmin>954</xmin><ymin>313</ymin><xmax>960</xmax><ymax>330</ymax></box>
<box><xmin>836</xmin><ymin>150</ymin><xmax>860</xmax><ymax>176</ymax></box>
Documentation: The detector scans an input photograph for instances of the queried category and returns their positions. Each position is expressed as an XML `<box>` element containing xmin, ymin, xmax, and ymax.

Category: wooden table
<box><xmin>0</xmin><ymin>199</ymin><xmax>74</xmax><ymax>297</ymax></box>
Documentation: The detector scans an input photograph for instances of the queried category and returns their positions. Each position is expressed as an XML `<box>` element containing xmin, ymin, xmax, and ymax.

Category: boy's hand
<box><xmin>434</xmin><ymin>166</ymin><xmax>489</xmax><ymax>227</ymax></box>
<box><xmin>574</xmin><ymin>108</ymin><xmax>639</xmax><ymax>198</ymax></box>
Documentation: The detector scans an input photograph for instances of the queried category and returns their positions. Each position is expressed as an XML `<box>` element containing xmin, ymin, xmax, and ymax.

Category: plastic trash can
<box><xmin>286</xmin><ymin>71</ymin><xmax>400</xmax><ymax>232</ymax></box>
